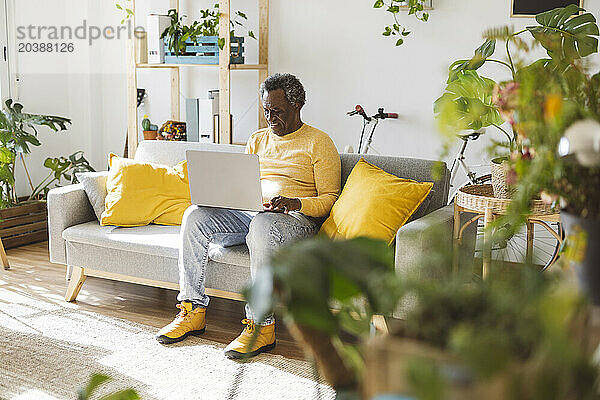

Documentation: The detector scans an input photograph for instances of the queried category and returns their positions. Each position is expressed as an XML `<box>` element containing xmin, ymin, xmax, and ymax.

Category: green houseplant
<box><xmin>373</xmin><ymin>0</ymin><xmax>430</xmax><ymax>46</ymax></box>
<box><xmin>245</xmin><ymin>230</ymin><xmax>599</xmax><ymax>399</ymax></box>
<box><xmin>245</xmin><ymin>237</ymin><xmax>402</xmax><ymax>390</ymax></box>
<box><xmin>434</xmin><ymin>5</ymin><xmax>599</xmax><ymax>198</ymax></box>
<box><xmin>0</xmin><ymin>99</ymin><xmax>94</xmax><ymax>207</ymax></box>
<box><xmin>489</xmin><ymin>49</ymin><xmax>600</xmax><ymax>302</ymax></box>
<box><xmin>444</xmin><ymin>6</ymin><xmax>600</xmax><ymax>301</ymax></box>
<box><xmin>161</xmin><ymin>6</ymin><xmax>255</xmax><ymax>56</ymax></box>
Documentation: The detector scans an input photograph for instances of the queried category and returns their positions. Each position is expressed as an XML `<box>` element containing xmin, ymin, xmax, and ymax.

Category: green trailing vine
<box><xmin>115</xmin><ymin>0</ymin><xmax>134</xmax><ymax>25</ymax></box>
<box><xmin>374</xmin><ymin>0</ymin><xmax>430</xmax><ymax>46</ymax></box>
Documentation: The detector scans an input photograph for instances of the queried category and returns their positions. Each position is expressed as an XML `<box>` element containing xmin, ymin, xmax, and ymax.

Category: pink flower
<box><xmin>493</xmin><ymin>81</ymin><xmax>520</xmax><ymax>124</ymax></box>
<box><xmin>506</xmin><ymin>168</ymin><xmax>518</xmax><ymax>185</ymax></box>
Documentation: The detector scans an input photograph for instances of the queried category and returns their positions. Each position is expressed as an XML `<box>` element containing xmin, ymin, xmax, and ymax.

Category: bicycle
<box><xmin>448</xmin><ymin>129</ymin><xmax>563</xmax><ymax>270</ymax></box>
<box><xmin>447</xmin><ymin>128</ymin><xmax>492</xmax><ymax>202</ymax></box>
<box><xmin>345</xmin><ymin>105</ymin><xmax>398</xmax><ymax>154</ymax></box>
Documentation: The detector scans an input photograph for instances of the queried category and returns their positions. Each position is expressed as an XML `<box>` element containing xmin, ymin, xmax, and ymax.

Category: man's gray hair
<box><xmin>260</xmin><ymin>73</ymin><xmax>306</xmax><ymax>106</ymax></box>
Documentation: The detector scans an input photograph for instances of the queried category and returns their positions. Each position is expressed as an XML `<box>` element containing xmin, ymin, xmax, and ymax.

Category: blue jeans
<box><xmin>177</xmin><ymin>205</ymin><xmax>323</xmax><ymax>325</ymax></box>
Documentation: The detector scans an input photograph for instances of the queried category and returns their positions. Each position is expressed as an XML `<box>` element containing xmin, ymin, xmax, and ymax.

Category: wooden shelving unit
<box><xmin>126</xmin><ymin>0</ymin><xmax>269</xmax><ymax>156</ymax></box>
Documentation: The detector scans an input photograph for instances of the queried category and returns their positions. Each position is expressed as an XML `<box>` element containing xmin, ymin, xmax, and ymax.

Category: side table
<box><xmin>452</xmin><ymin>184</ymin><xmax>562</xmax><ymax>278</ymax></box>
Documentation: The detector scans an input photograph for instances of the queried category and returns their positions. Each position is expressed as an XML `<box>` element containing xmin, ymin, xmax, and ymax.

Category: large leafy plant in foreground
<box><xmin>435</xmin><ymin>5</ymin><xmax>599</xmax><ymax>139</ymax></box>
<box><xmin>246</xmin><ymin>232</ymin><xmax>599</xmax><ymax>398</ymax></box>
<box><xmin>245</xmin><ymin>237</ymin><xmax>401</xmax><ymax>386</ymax></box>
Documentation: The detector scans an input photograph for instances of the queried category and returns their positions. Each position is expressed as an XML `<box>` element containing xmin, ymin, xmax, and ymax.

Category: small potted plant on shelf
<box><xmin>160</xmin><ymin>6</ymin><xmax>255</xmax><ymax>65</ymax></box>
<box><xmin>141</xmin><ymin>115</ymin><xmax>159</xmax><ymax>140</ymax></box>
<box><xmin>0</xmin><ymin>99</ymin><xmax>94</xmax><ymax>249</ymax></box>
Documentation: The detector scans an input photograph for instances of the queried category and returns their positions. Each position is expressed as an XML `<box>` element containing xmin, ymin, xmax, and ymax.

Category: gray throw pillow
<box><xmin>76</xmin><ymin>171</ymin><xmax>109</xmax><ymax>222</ymax></box>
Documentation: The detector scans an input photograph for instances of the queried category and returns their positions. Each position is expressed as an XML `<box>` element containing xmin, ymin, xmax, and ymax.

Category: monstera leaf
<box><xmin>434</xmin><ymin>70</ymin><xmax>504</xmax><ymax>133</ymax></box>
<box><xmin>447</xmin><ymin>40</ymin><xmax>496</xmax><ymax>83</ymax></box>
<box><xmin>527</xmin><ymin>5</ymin><xmax>599</xmax><ymax>62</ymax></box>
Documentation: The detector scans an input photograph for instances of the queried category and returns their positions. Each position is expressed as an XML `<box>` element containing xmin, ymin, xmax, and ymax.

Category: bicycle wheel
<box><xmin>474</xmin><ymin>220</ymin><xmax>563</xmax><ymax>270</ymax></box>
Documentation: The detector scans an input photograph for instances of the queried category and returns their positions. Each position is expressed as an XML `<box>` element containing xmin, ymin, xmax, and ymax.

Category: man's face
<box><xmin>262</xmin><ymin>89</ymin><xmax>301</xmax><ymax>136</ymax></box>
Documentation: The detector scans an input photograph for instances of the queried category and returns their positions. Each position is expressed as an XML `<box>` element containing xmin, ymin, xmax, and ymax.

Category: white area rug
<box><xmin>0</xmin><ymin>283</ymin><xmax>334</xmax><ymax>400</ymax></box>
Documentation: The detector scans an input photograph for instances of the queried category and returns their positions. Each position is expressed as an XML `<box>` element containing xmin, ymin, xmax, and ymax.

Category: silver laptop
<box><xmin>186</xmin><ymin>150</ymin><xmax>263</xmax><ymax>212</ymax></box>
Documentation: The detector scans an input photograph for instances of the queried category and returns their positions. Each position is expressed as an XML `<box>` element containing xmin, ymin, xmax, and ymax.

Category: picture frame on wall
<box><xmin>511</xmin><ymin>0</ymin><xmax>583</xmax><ymax>17</ymax></box>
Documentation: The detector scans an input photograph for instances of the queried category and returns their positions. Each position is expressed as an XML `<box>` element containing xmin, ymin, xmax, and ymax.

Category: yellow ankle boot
<box><xmin>224</xmin><ymin>319</ymin><xmax>276</xmax><ymax>359</ymax></box>
<box><xmin>156</xmin><ymin>301</ymin><xmax>206</xmax><ymax>344</ymax></box>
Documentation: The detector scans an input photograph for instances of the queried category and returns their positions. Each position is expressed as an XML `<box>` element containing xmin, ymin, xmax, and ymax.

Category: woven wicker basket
<box><xmin>455</xmin><ymin>184</ymin><xmax>554</xmax><ymax>215</ymax></box>
<box><xmin>491</xmin><ymin>160</ymin><xmax>515</xmax><ymax>199</ymax></box>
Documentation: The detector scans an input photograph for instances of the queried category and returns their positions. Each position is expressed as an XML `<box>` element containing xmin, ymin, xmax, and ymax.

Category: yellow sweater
<box><xmin>246</xmin><ymin>123</ymin><xmax>341</xmax><ymax>218</ymax></box>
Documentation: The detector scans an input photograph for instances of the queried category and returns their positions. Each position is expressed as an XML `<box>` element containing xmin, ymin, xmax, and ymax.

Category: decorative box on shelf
<box><xmin>163</xmin><ymin>36</ymin><xmax>245</xmax><ymax>65</ymax></box>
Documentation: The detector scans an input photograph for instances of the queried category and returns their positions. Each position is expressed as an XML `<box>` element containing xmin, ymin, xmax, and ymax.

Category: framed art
<box><xmin>511</xmin><ymin>0</ymin><xmax>583</xmax><ymax>17</ymax></box>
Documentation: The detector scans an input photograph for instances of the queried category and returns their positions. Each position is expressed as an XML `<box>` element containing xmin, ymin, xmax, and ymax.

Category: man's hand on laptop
<box><xmin>263</xmin><ymin>196</ymin><xmax>301</xmax><ymax>213</ymax></box>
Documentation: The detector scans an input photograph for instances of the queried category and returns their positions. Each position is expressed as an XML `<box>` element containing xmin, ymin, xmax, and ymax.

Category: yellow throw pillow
<box><xmin>100</xmin><ymin>154</ymin><xmax>192</xmax><ymax>227</ymax></box>
<box><xmin>320</xmin><ymin>158</ymin><xmax>433</xmax><ymax>244</ymax></box>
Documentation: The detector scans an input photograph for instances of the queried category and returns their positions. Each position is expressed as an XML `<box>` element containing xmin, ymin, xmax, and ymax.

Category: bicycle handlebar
<box><xmin>347</xmin><ymin>105</ymin><xmax>398</xmax><ymax>121</ymax></box>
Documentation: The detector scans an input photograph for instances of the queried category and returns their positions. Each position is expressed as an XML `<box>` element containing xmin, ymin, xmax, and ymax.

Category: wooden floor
<box><xmin>2</xmin><ymin>241</ymin><xmax>306</xmax><ymax>360</ymax></box>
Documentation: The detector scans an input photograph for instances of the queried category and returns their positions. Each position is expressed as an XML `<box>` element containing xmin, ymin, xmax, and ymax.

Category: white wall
<box><xmin>7</xmin><ymin>0</ymin><xmax>600</xmax><ymax>196</ymax></box>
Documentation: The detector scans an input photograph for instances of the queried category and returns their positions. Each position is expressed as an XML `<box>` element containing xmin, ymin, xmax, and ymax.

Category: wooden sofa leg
<box><xmin>65</xmin><ymin>266</ymin><xmax>86</xmax><ymax>302</ymax></box>
<box><xmin>0</xmin><ymin>238</ymin><xmax>10</xmax><ymax>270</ymax></box>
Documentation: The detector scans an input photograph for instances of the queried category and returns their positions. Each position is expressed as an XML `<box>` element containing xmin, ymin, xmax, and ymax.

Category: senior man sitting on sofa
<box><xmin>156</xmin><ymin>73</ymin><xmax>341</xmax><ymax>359</ymax></box>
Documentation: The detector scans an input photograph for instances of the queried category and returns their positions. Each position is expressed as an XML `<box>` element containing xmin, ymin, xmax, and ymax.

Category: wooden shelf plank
<box><xmin>231</xmin><ymin>64</ymin><xmax>268</xmax><ymax>70</ymax></box>
<box><xmin>136</xmin><ymin>63</ymin><xmax>268</xmax><ymax>70</ymax></box>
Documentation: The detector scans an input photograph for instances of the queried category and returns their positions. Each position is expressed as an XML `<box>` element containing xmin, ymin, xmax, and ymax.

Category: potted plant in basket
<box><xmin>491</xmin><ymin>48</ymin><xmax>600</xmax><ymax>301</ymax></box>
<box><xmin>434</xmin><ymin>5</ymin><xmax>598</xmax><ymax>200</ymax></box>
<box><xmin>445</xmin><ymin>5</ymin><xmax>600</xmax><ymax>301</ymax></box>
<box><xmin>0</xmin><ymin>99</ymin><xmax>94</xmax><ymax>248</ymax></box>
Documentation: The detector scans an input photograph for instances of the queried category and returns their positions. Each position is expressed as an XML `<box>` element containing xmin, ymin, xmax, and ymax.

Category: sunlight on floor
<box><xmin>11</xmin><ymin>389</ymin><xmax>61</xmax><ymax>400</ymax></box>
<box><xmin>1</xmin><ymin>284</ymin><xmax>334</xmax><ymax>400</ymax></box>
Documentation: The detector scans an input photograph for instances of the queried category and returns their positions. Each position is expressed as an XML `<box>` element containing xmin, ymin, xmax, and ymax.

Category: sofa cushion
<box><xmin>62</xmin><ymin>222</ymin><xmax>251</xmax><ymax>267</ymax></box>
<box><xmin>63</xmin><ymin>222</ymin><xmax>181</xmax><ymax>259</ymax></box>
<box><xmin>135</xmin><ymin>140</ymin><xmax>245</xmax><ymax>166</ymax></box>
<box><xmin>65</xmin><ymin>240</ymin><xmax>251</xmax><ymax>293</ymax></box>
<box><xmin>208</xmin><ymin>244</ymin><xmax>250</xmax><ymax>268</ymax></box>
<box><xmin>320</xmin><ymin>159</ymin><xmax>433</xmax><ymax>244</ymax></box>
<box><xmin>339</xmin><ymin>153</ymin><xmax>449</xmax><ymax>220</ymax></box>
<box><xmin>76</xmin><ymin>171</ymin><xmax>109</xmax><ymax>222</ymax></box>
<box><xmin>101</xmin><ymin>154</ymin><xmax>192</xmax><ymax>227</ymax></box>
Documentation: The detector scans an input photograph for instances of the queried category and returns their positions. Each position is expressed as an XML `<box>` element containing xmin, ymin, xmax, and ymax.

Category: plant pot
<box><xmin>143</xmin><ymin>130</ymin><xmax>159</xmax><ymax>140</ymax></box>
<box><xmin>363</xmin><ymin>335</ymin><xmax>506</xmax><ymax>400</ymax></box>
<box><xmin>287</xmin><ymin>322</ymin><xmax>357</xmax><ymax>391</ymax></box>
<box><xmin>491</xmin><ymin>157</ymin><xmax>515</xmax><ymax>199</ymax></box>
<box><xmin>561</xmin><ymin>211</ymin><xmax>600</xmax><ymax>305</ymax></box>
<box><xmin>0</xmin><ymin>200</ymin><xmax>48</xmax><ymax>249</ymax></box>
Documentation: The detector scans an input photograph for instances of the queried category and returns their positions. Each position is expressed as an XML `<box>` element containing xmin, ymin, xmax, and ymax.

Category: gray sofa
<box><xmin>48</xmin><ymin>140</ymin><xmax>467</xmax><ymax>303</ymax></box>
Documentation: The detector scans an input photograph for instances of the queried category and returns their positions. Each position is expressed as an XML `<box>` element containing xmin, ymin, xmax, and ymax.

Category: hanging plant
<box><xmin>115</xmin><ymin>0</ymin><xmax>134</xmax><ymax>25</ymax></box>
<box><xmin>374</xmin><ymin>0</ymin><xmax>430</xmax><ymax>46</ymax></box>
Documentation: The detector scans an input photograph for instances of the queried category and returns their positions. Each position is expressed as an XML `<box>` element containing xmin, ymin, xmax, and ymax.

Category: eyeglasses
<box><xmin>263</xmin><ymin>107</ymin><xmax>284</xmax><ymax>118</ymax></box>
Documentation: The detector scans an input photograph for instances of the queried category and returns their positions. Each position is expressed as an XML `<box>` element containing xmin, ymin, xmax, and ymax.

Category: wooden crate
<box><xmin>163</xmin><ymin>36</ymin><xmax>244</xmax><ymax>64</ymax></box>
<box><xmin>0</xmin><ymin>201</ymin><xmax>48</xmax><ymax>249</ymax></box>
